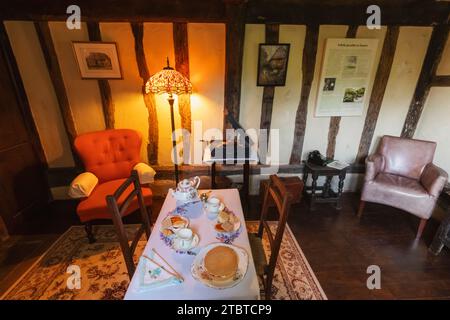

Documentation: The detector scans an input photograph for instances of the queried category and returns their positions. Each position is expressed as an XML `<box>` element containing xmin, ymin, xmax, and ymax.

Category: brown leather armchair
<box><xmin>358</xmin><ymin>135</ymin><xmax>448</xmax><ymax>238</ymax></box>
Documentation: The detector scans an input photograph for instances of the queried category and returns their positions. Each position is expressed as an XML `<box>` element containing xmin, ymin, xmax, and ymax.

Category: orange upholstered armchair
<box><xmin>69</xmin><ymin>129</ymin><xmax>156</xmax><ymax>242</ymax></box>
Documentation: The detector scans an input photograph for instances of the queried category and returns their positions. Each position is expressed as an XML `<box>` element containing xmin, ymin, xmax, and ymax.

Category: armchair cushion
<box><xmin>361</xmin><ymin>173</ymin><xmax>436</xmax><ymax>219</ymax></box>
<box><xmin>74</xmin><ymin>129</ymin><xmax>142</xmax><ymax>183</ymax></box>
<box><xmin>361</xmin><ymin>136</ymin><xmax>448</xmax><ymax>222</ymax></box>
<box><xmin>133</xmin><ymin>162</ymin><xmax>156</xmax><ymax>184</ymax></box>
<box><xmin>68</xmin><ymin>172</ymin><xmax>98</xmax><ymax>199</ymax></box>
<box><xmin>365</xmin><ymin>154</ymin><xmax>384</xmax><ymax>181</ymax></box>
<box><xmin>378</xmin><ymin>135</ymin><xmax>436</xmax><ymax>180</ymax></box>
<box><xmin>76</xmin><ymin>179</ymin><xmax>152</xmax><ymax>223</ymax></box>
<box><xmin>420</xmin><ymin>163</ymin><xmax>448</xmax><ymax>198</ymax></box>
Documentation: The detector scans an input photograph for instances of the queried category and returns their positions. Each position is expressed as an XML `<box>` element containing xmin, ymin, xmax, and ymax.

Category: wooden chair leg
<box><xmin>357</xmin><ymin>201</ymin><xmax>365</xmax><ymax>218</ymax></box>
<box><xmin>416</xmin><ymin>218</ymin><xmax>427</xmax><ymax>239</ymax></box>
<box><xmin>264</xmin><ymin>274</ymin><xmax>274</xmax><ymax>300</ymax></box>
<box><xmin>84</xmin><ymin>222</ymin><xmax>96</xmax><ymax>244</ymax></box>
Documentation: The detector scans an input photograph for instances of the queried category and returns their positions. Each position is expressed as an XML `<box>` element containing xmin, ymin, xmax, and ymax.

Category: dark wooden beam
<box><xmin>259</xmin><ymin>23</ymin><xmax>279</xmax><ymax>138</ymax></box>
<box><xmin>326</xmin><ymin>117</ymin><xmax>341</xmax><ymax>159</ymax></box>
<box><xmin>0</xmin><ymin>0</ymin><xmax>227</xmax><ymax>22</ymax></box>
<box><xmin>131</xmin><ymin>22</ymin><xmax>159</xmax><ymax>164</ymax></box>
<box><xmin>1</xmin><ymin>1</ymin><xmax>448</xmax><ymax>26</ymax></box>
<box><xmin>173</xmin><ymin>23</ymin><xmax>190</xmax><ymax>79</ymax></box>
<box><xmin>86</xmin><ymin>22</ymin><xmax>115</xmax><ymax>129</ymax></box>
<box><xmin>355</xmin><ymin>26</ymin><xmax>400</xmax><ymax>163</ymax></box>
<box><xmin>289</xmin><ymin>24</ymin><xmax>319</xmax><ymax>165</ymax></box>
<box><xmin>173</xmin><ymin>22</ymin><xmax>192</xmax><ymax>134</ymax></box>
<box><xmin>431</xmin><ymin>75</ymin><xmax>450</xmax><ymax>87</ymax></box>
<box><xmin>34</xmin><ymin>21</ymin><xmax>77</xmax><ymax>144</ymax></box>
<box><xmin>223</xmin><ymin>0</ymin><xmax>247</xmax><ymax>132</ymax></box>
<box><xmin>246</xmin><ymin>3</ymin><xmax>450</xmax><ymax>26</ymax></box>
<box><xmin>401</xmin><ymin>25</ymin><xmax>449</xmax><ymax>138</ymax></box>
<box><xmin>326</xmin><ymin>25</ymin><xmax>358</xmax><ymax>159</ymax></box>
<box><xmin>0</xmin><ymin>22</ymin><xmax>47</xmax><ymax>167</ymax></box>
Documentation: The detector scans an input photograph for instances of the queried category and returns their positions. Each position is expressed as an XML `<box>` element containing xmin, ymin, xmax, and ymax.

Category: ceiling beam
<box><xmin>0</xmin><ymin>1</ymin><xmax>448</xmax><ymax>26</ymax></box>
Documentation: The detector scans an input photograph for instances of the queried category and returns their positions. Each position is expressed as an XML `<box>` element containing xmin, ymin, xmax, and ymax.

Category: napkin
<box><xmin>136</xmin><ymin>252</ymin><xmax>183</xmax><ymax>292</ymax></box>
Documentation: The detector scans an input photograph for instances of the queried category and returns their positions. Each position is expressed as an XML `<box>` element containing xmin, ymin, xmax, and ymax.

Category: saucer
<box><xmin>172</xmin><ymin>233</ymin><xmax>200</xmax><ymax>252</ymax></box>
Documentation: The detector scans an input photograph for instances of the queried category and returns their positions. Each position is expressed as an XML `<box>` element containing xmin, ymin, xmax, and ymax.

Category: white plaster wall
<box><xmin>49</xmin><ymin>22</ymin><xmax>105</xmax><ymax>134</ymax></box>
<box><xmin>239</xmin><ymin>24</ymin><xmax>265</xmax><ymax>133</ymax></box>
<box><xmin>270</xmin><ymin>25</ymin><xmax>305</xmax><ymax>164</ymax></box>
<box><xmin>369</xmin><ymin>27</ymin><xmax>432</xmax><ymax>154</ymax></box>
<box><xmin>188</xmin><ymin>23</ymin><xmax>226</xmax><ymax>163</ymax></box>
<box><xmin>334</xmin><ymin>26</ymin><xmax>386</xmax><ymax>164</ymax></box>
<box><xmin>100</xmin><ymin>22</ymin><xmax>150</xmax><ymax>163</ymax></box>
<box><xmin>414</xmin><ymin>87</ymin><xmax>450</xmax><ymax>174</ymax></box>
<box><xmin>302</xmin><ymin>25</ymin><xmax>348</xmax><ymax>160</ymax></box>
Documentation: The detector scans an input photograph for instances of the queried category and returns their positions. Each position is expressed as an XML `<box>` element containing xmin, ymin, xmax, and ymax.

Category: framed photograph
<box><xmin>257</xmin><ymin>43</ymin><xmax>290</xmax><ymax>86</ymax></box>
<box><xmin>72</xmin><ymin>42</ymin><xmax>122</xmax><ymax>79</ymax></box>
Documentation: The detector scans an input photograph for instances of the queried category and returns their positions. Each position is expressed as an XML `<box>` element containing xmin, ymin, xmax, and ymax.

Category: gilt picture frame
<box><xmin>72</xmin><ymin>41</ymin><xmax>122</xmax><ymax>79</ymax></box>
<box><xmin>257</xmin><ymin>43</ymin><xmax>290</xmax><ymax>86</ymax></box>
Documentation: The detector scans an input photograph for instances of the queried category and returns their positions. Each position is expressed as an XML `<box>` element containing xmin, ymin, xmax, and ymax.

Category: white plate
<box><xmin>172</xmin><ymin>233</ymin><xmax>199</xmax><ymax>252</ymax></box>
<box><xmin>191</xmin><ymin>243</ymin><xmax>248</xmax><ymax>289</ymax></box>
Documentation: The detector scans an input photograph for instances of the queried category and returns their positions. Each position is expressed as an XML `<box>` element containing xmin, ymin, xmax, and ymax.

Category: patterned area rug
<box><xmin>1</xmin><ymin>222</ymin><xmax>326</xmax><ymax>300</ymax></box>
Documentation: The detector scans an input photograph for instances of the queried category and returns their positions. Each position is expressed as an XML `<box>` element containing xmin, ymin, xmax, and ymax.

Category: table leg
<box><xmin>336</xmin><ymin>171</ymin><xmax>346</xmax><ymax>210</ymax></box>
<box><xmin>323</xmin><ymin>176</ymin><xmax>332</xmax><ymax>198</ymax></box>
<box><xmin>302</xmin><ymin>171</ymin><xmax>308</xmax><ymax>186</ymax></box>
<box><xmin>310</xmin><ymin>173</ymin><xmax>318</xmax><ymax>211</ymax></box>
<box><xmin>243</xmin><ymin>160</ymin><xmax>250</xmax><ymax>201</ymax></box>
<box><xmin>211</xmin><ymin>162</ymin><xmax>216</xmax><ymax>189</ymax></box>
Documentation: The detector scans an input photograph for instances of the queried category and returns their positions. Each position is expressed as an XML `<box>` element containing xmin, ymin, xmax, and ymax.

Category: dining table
<box><xmin>124</xmin><ymin>188</ymin><xmax>260</xmax><ymax>300</ymax></box>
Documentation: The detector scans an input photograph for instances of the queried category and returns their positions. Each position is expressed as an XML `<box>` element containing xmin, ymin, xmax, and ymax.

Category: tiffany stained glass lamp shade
<box><xmin>145</xmin><ymin>59</ymin><xmax>192</xmax><ymax>97</ymax></box>
<box><xmin>145</xmin><ymin>59</ymin><xmax>192</xmax><ymax>184</ymax></box>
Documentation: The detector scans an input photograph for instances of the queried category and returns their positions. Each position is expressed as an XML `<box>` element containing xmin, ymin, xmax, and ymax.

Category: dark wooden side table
<box><xmin>429</xmin><ymin>191</ymin><xmax>450</xmax><ymax>255</ymax></box>
<box><xmin>302</xmin><ymin>161</ymin><xmax>347</xmax><ymax>210</ymax></box>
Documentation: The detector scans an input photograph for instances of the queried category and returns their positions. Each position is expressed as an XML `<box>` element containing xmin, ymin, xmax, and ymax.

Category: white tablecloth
<box><xmin>124</xmin><ymin>188</ymin><xmax>260</xmax><ymax>300</ymax></box>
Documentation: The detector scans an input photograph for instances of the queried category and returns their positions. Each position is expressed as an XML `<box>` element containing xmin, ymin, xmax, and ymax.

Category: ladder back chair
<box><xmin>106</xmin><ymin>170</ymin><xmax>152</xmax><ymax>278</ymax></box>
<box><xmin>249</xmin><ymin>174</ymin><xmax>303</xmax><ymax>299</ymax></box>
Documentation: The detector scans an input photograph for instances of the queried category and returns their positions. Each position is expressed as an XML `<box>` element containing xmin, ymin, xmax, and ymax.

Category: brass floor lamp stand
<box><xmin>167</xmin><ymin>94</ymin><xmax>179</xmax><ymax>185</ymax></box>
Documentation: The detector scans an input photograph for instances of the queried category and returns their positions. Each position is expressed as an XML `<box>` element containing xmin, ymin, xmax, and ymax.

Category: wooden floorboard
<box><xmin>1</xmin><ymin>193</ymin><xmax>449</xmax><ymax>300</ymax></box>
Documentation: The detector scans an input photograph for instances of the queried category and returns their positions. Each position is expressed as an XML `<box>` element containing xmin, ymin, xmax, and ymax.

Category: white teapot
<box><xmin>172</xmin><ymin>176</ymin><xmax>201</xmax><ymax>202</ymax></box>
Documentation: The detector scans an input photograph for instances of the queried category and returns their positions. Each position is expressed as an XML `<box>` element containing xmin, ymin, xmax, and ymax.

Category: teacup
<box><xmin>175</xmin><ymin>228</ymin><xmax>194</xmax><ymax>250</ymax></box>
<box><xmin>204</xmin><ymin>197</ymin><xmax>224</xmax><ymax>214</ymax></box>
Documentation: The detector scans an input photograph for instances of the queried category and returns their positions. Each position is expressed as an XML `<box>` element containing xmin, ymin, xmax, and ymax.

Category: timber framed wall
<box><xmin>0</xmin><ymin>0</ymin><xmax>449</xmax><ymax>195</ymax></box>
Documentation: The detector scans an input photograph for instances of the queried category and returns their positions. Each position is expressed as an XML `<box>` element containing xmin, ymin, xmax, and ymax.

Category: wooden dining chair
<box><xmin>106</xmin><ymin>170</ymin><xmax>152</xmax><ymax>279</ymax></box>
<box><xmin>249</xmin><ymin>174</ymin><xmax>303</xmax><ymax>299</ymax></box>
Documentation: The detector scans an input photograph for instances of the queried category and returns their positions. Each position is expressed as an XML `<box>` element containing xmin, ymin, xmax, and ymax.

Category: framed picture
<box><xmin>257</xmin><ymin>43</ymin><xmax>290</xmax><ymax>86</ymax></box>
<box><xmin>72</xmin><ymin>42</ymin><xmax>122</xmax><ymax>79</ymax></box>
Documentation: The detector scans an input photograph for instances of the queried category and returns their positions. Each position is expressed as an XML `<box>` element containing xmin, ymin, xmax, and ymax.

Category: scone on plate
<box><xmin>171</xmin><ymin>216</ymin><xmax>186</xmax><ymax>229</ymax></box>
<box><xmin>162</xmin><ymin>228</ymin><xmax>174</xmax><ymax>237</ymax></box>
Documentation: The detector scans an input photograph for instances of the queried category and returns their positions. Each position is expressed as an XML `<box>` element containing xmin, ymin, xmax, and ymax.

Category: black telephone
<box><xmin>307</xmin><ymin>150</ymin><xmax>330</xmax><ymax>166</ymax></box>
